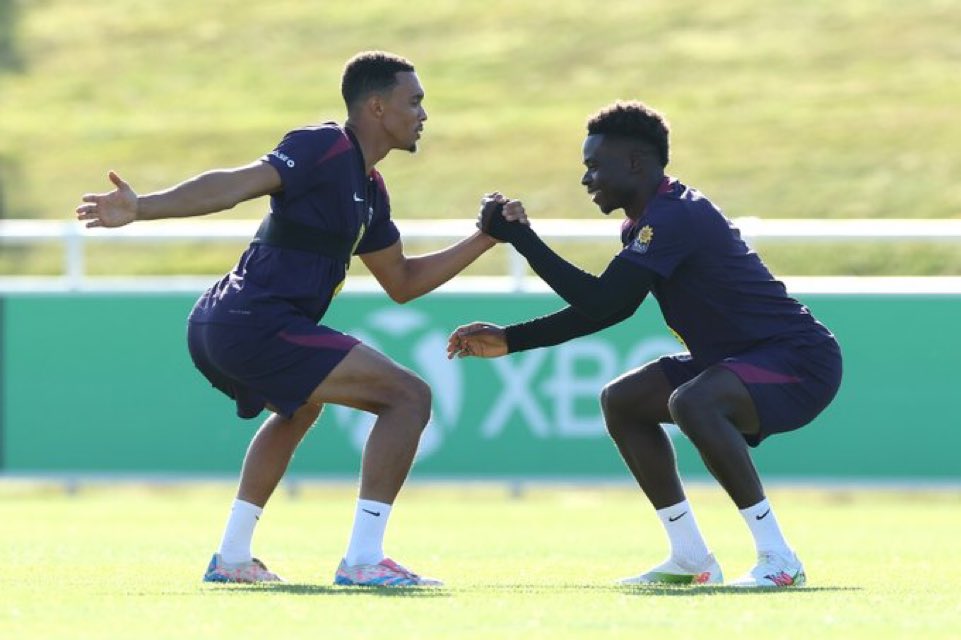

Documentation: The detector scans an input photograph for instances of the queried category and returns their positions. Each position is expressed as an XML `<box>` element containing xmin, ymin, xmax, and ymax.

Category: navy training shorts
<box><xmin>187</xmin><ymin>318</ymin><xmax>360</xmax><ymax>420</ymax></box>
<box><xmin>658</xmin><ymin>337</ymin><xmax>842</xmax><ymax>447</ymax></box>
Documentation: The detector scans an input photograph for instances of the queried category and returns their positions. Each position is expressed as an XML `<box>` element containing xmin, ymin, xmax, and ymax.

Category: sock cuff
<box><xmin>357</xmin><ymin>499</ymin><xmax>392</xmax><ymax>518</ymax></box>
<box><xmin>739</xmin><ymin>498</ymin><xmax>771</xmax><ymax>520</ymax></box>
<box><xmin>233</xmin><ymin>499</ymin><xmax>264</xmax><ymax>518</ymax></box>
<box><xmin>656</xmin><ymin>499</ymin><xmax>691</xmax><ymax>520</ymax></box>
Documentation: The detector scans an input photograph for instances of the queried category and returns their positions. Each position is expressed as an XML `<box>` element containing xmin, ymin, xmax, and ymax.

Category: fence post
<box><xmin>65</xmin><ymin>222</ymin><xmax>84</xmax><ymax>291</ymax></box>
<box><xmin>509</xmin><ymin>247</ymin><xmax>526</xmax><ymax>292</ymax></box>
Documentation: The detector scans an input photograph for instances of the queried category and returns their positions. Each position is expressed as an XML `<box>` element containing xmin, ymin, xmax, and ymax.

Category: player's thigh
<box><xmin>672</xmin><ymin>365</ymin><xmax>760</xmax><ymax>435</ymax></box>
<box><xmin>714</xmin><ymin>339</ymin><xmax>842</xmax><ymax>445</ymax></box>
<box><xmin>195</xmin><ymin>319</ymin><xmax>361</xmax><ymax>420</ymax></box>
<box><xmin>601</xmin><ymin>359</ymin><xmax>678</xmax><ymax>424</ymax></box>
<box><xmin>306</xmin><ymin>342</ymin><xmax>428</xmax><ymax>414</ymax></box>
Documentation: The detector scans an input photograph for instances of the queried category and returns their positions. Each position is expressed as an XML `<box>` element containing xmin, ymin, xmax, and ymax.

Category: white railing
<box><xmin>3</xmin><ymin>218</ymin><xmax>961</xmax><ymax>294</ymax></box>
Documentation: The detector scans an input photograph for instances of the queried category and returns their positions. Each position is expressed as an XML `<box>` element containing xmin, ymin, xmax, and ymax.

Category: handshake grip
<box><xmin>478</xmin><ymin>197</ymin><xmax>526</xmax><ymax>244</ymax></box>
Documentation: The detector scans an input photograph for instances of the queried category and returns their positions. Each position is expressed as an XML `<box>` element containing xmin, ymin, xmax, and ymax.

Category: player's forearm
<box><xmin>504</xmin><ymin>304</ymin><xmax>633</xmax><ymax>353</ymax></box>
<box><xmin>136</xmin><ymin>170</ymin><xmax>250</xmax><ymax>221</ymax></box>
<box><xmin>396</xmin><ymin>231</ymin><xmax>496</xmax><ymax>301</ymax></box>
<box><xmin>509</xmin><ymin>227</ymin><xmax>637</xmax><ymax>320</ymax></box>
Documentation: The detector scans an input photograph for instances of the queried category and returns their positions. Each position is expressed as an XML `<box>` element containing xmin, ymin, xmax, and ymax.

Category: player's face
<box><xmin>381</xmin><ymin>71</ymin><xmax>428</xmax><ymax>153</ymax></box>
<box><xmin>581</xmin><ymin>134</ymin><xmax>637</xmax><ymax>215</ymax></box>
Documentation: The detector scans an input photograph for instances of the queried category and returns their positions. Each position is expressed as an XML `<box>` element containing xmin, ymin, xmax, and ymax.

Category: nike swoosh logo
<box><xmin>755</xmin><ymin>509</ymin><xmax>771</xmax><ymax>521</ymax></box>
<box><xmin>668</xmin><ymin>511</ymin><xmax>688</xmax><ymax>522</ymax></box>
<box><xmin>353</xmin><ymin>193</ymin><xmax>364</xmax><ymax>202</ymax></box>
<box><xmin>362</xmin><ymin>508</ymin><xmax>381</xmax><ymax>517</ymax></box>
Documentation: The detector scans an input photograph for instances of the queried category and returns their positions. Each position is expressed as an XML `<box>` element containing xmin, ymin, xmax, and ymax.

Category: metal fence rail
<box><xmin>3</xmin><ymin>217</ymin><xmax>961</xmax><ymax>294</ymax></box>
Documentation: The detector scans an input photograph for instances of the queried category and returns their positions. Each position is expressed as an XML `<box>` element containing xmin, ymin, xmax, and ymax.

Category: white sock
<box><xmin>344</xmin><ymin>499</ymin><xmax>392</xmax><ymax>566</ymax></box>
<box><xmin>217</xmin><ymin>499</ymin><xmax>262</xmax><ymax>564</ymax></box>
<box><xmin>656</xmin><ymin>500</ymin><xmax>711</xmax><ymax>565</ymax></box>
<box><xmin>739</xmin><ymin>498</ymin><xmax>792</xmax><ymax>557</ymax></box>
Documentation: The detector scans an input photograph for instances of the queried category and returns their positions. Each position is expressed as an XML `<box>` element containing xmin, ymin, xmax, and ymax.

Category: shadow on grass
<box><xmin>439</xmin><ymin>584</ymin><xmax>863</xmax><ymax>596</ymax></box>
<box><xmin>202</xmin><ymin>583</ymin><xmax>860</xmax><ymax>597</ymax></box>
<box><xmin>616</xmin><ymin>584</ymin><xmax>863</xmax><ymax>597</ymax></box>
<box><xmin>219</xmin><ymin>583</ymin><xmax>452</xmax><ymax>598</ymax></box>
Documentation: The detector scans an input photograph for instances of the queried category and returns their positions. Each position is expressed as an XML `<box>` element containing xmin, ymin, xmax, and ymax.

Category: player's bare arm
<box><xmin>359</xmin><ymin>195</ymin><xmax>529</xmax><ymax>303</ymax></box>
<box><xmin>359</xmin><ymin>233</ymin><xmax>493</xmax><ymax>303</ymax></box>
<box><xmin>76</xmin><ymin>161</ymin><xmax>282</xmax><ymax>228</ymax></box>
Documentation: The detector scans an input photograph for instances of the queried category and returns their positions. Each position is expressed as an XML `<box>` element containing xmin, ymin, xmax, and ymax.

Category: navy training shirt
<box><xmin>615</xmin><ymin>178</ymin><xmax>833</xmax><ymax>365</ymax></box>
<box><xmin>189</xmin><ymin>123</ymin><xmax>400</xmax><ymax>327</ymax></box>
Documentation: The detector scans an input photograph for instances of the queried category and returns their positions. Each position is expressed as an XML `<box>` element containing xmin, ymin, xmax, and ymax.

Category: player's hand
<box><xmin>477</xmin><ymin>192</ymin><xmax>529</xmax><ymax>242</ymax></box>
<box><xmin>501</xmin><ymin>198</ymin><xmax>528</xmax><ymax>225</ymax></box>
<box><xmin>75</xmin><ymin>171</ymin><xmax>139</xmax><ymax>228</ymax></box>
<box><xmin>447</xmin><ymin>322</ymin><xmax>508</xmax><ymax>359</ymax></box>
<box><xmin>476</xmin><ymin>192</ymin><xmax>506</xmax><ymax>236</ymax></box>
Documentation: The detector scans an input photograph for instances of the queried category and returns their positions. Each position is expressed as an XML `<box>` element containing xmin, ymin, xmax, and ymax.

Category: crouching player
<box><xmin>448</xmin><ymin>101</ymin><xmax>842</xmax><ymax>587</ymax></box>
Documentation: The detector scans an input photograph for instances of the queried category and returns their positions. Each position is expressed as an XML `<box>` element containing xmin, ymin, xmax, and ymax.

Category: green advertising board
<box><xmin>1</xmin><ymin>292</ymin><xmax>959</xmax><ymax>480</ymax></box>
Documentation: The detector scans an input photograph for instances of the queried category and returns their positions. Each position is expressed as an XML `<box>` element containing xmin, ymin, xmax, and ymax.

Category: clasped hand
<box><xmin>477</xmin><ymin>192</ymin><xmax>529</xmax><ymax>242</ymax></box>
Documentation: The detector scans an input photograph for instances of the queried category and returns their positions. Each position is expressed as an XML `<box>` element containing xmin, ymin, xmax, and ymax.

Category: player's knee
<box><xmin>389</xmin><ymin>371</ymin><xmax>432</xmax><ymax>428</ymax></box>
<box><xmin>667</xmin><ymin>384</ymin><xmax>701</xmax><ymax>431</ymax></box>
<box><xmin>601</xmin><ymin>378</ymin><xmax>665</xmax><ymax>431</ymax></box>
<box><xmin>600</xmin><ymin>379</ymin><xmax>630</xmax><ymax>420</ymax></box>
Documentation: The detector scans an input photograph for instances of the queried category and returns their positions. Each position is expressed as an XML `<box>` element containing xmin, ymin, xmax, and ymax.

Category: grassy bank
<box><xmin>1</xmin><ymin>0</ymin><xmax>959</xmax><ymax>276</ymax></box>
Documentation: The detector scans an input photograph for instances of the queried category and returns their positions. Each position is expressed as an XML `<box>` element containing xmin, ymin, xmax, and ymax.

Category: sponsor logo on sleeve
<box><xmin>269</xmin><ymin>150</ymin><xmax>296</xmax><ymax>168</ymax></box>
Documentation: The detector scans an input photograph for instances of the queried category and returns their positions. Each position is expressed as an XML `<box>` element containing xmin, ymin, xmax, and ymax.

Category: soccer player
<box><xmin>447</xmin><ymin>101</ymin><xmax>842</xmax><ymax>587</ymax></box>
<box><xmin>76</xmin><ymin>51</ymin><xmax>523</xmax><ymax>587</ymax></box>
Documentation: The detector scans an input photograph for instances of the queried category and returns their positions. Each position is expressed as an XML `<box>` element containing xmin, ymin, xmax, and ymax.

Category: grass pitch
<box><xmin>1</xmin><ymin>483</ymin><xmax>959</xmax><ymax>639</ymax></box>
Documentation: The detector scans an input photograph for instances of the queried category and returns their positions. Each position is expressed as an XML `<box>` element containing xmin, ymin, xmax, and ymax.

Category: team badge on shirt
<box><xmin>629</xmin><ymin>225</ymin><xmax>654</xmax><ymax>254</ymax></box>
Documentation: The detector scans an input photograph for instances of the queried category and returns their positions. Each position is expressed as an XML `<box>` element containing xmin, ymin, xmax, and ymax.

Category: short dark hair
<box><xmin>586</xmin><ymin>101</ymin><xmax>671</xmax><ymax>167</ymax></box>
<box><xmin>341</xmin><ymin>51</ymin><xmax>415</xmax><ymax>110</ymax></box>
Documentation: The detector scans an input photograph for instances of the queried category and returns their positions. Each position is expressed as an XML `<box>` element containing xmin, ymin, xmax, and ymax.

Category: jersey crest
<box><xmin>629</xmin><ymin>225</ymin><xmax>654</xmax><ymax>254</ymax></box>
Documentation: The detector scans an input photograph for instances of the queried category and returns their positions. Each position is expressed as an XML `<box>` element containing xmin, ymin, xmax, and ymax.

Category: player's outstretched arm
<box><xmin>76</xmin><ymin>161</ymin><xmax>282</xmax><ymax>228</ymax></box>
<box><xmin>483</xmin><ymin>203</ymin><xmax>653</xmax><ymax>321</ymax></box>
<box><xmin>360</xmin><ymin>194</ymin><xmax>529</xmax><ymax>304</ymax></box>
<box><xmin>448</xmin><ymin>301</ymin><xmax>637</xmax><ymax>360</ymax></box>
<box><xmin>447</xmin><ymin>322</ymin><xmax>508</xmax><ymax>359</ymax></box>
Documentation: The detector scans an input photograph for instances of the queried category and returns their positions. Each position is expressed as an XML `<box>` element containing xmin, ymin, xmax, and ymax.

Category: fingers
<box><xmin>446</xmin><ymin>332</ymin><xmax>474</xmax><ymax>359</ymax></box>
<box><xmin>446</xmin><ymin>323</ymin><xmax>488</xmax><ymax>359</ymax></box>
<box><xmin>446</xmin><ymin>322</ymin><xmax>507</xmax><ymax>359</ymax></box>
<box><xmin>76</xmin><ymin>198</ymin><xmax>98</xmax><ymax>222</ymax></box>
<box><xmin>75</xmin><ymin>172</ymin><xmax>137</xmax><ymax>228</ymax></box>
<box><xmin>477</xmin><ymin>192</ymin><xmax>529</xmax><ymax>239</ymax></box>
<box><xmin>76</xmin><ymin>175</ymin><xmax>116</xmax><ymax>220</ymax></box>
<box><xmin>108</xmin><ymin>170</ymin><xmax>128</xmax><ymax>191</ymax></box>
<box><xmin>76</xmin><ymin>198</ymin><xmax>99</xmax><ymax>214</ymax></box>
<box><xmin>482</xmin><ymin>192</ymin><xmax>528</xmax><ymax>224</ymax></box>
<box><xmin>454</xmin><ymin>322</ymin><xmax>491</xmax><ymax>336</ymax></box>
<box><xmin>502</xmin><ymin>200</ymin><xmax>529</xmax><ymax>226</ymax></box>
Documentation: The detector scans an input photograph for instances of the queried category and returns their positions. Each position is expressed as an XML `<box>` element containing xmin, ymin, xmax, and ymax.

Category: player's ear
<box><xmin>367</xmin><ymin>92</ymin><xmax>386</xmax><ymax>119</ymax></box>
<box><xmin>628</xmin><ymin>146</ymin><xmax>656</xmax><ymax>173</ymax></box>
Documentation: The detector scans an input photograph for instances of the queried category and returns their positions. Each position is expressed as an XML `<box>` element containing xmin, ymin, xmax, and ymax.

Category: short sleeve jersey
<box><xmin>615</xmin><ymin>178</ymin><xmax>833</xmax><ymax>365</ymax></box>
<box><xmin>188</xmin><ymin>123</ymin><xmax>400</xmax><ymax>327</ymax></box>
